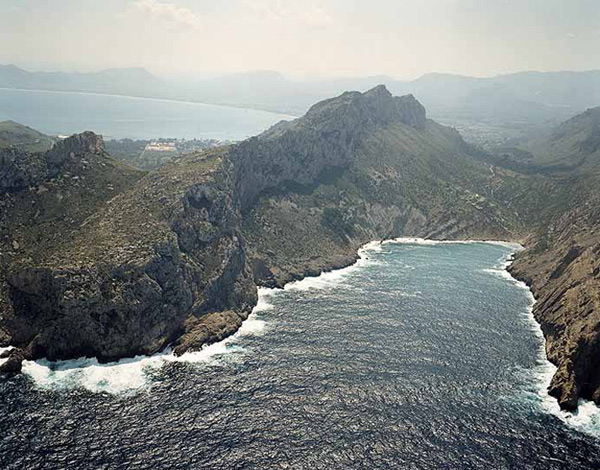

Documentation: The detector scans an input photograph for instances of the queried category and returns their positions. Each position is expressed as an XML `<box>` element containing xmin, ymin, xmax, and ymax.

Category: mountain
<box><xmin>0</xmin><ymin>85</ymin><xmax>528</xmax><ymax>371</ymax></box>
<box><xmin>527</xmin><ymin>106</ymin><xmax>600</xmax><ymax>169</ymax></box>
<box><xmin>1</xmin><ymin>86</ymin><xmax>600</xmax><ymax>414</ymax></box>
<box><xmin>3</xmin><ymin>65</ymin><xmax>600</xmax><ymax>144</ymax></box>
<box><xmin>0</xmin><ymin>120</ymin><xmax>54</xmax><ymax>153</ymax></box>
<box><xmin>392</xmin><ymin>70</ymin><xmax>600</xmax><ymax>118</ymax></box>
<box><xmin>482</xmin><ymin>105</ymin><xmax>600</xmax><ymax>173</ymax></box>
<box><xmin>0</xmin><ymin>64</ymin><xmax>163</xmax><ymax>97</ymax></box>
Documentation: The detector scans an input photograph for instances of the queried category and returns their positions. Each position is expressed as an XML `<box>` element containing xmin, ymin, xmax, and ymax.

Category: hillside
<box><xmin>0</xmin><ymin>120</ymin><xmax>54</xmax><ymax>153</ymax></box>
<box><xmin>486</xmin><ymin>106</ymin><xmax>600</xmax><ymax>173</ymax></box>
<box><xmin>0</xmin><ymin>86</ymin><xmax>528</xmax><ymax>372</ymax></box>
<box><xmin>529</xmin><ymin>106</ymin><xmax>600</xmax><ymax>169</ymax></box>
<box><xmin>238</xmin><ymin>87</ymin><xmax>526</xmax><ymax>286</ymax></box>
<box><xmin>2</xmin><ymin>86</ymin><xmax>599</xmax><ymax>414</ymax></box>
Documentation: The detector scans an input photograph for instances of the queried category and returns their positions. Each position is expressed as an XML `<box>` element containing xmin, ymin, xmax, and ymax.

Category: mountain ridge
<box><xmin>0</xmin><ymin>86</ymin><xmax>524</xmax><ymax>368</ymax></box>
<box><xmin>3</xmin><ymin>64</ymin><xmax>600</xmax><ymax>130</ymax></box>
<box><xmin>1</xmin><ymin>86</ymin><xmax>600</xmax><ymax>414</ymax></box>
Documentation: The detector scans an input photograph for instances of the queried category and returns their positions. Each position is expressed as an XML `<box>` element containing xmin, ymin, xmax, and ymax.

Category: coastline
<box><xmin>13</xmin><ymin>234</ymin><xmax>600</xmax><ymax>438</ymax></box>
<box><xmin>0</xmin><ymin>86</ymin><xmax>297</xmax><ymax>120</ymax></box>
<box><xmin>9</xmin><ymin>239</ymin><xmax>526</xmax><ymax>389</ymax></box>
<box><xmin>503</xmin><ymin>254</ymin><xmax>600</xmax><ymax>437</ymax></box>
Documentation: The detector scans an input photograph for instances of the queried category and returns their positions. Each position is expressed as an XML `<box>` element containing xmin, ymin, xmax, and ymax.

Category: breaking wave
<box><xmin>282</xmin><ymin>241</ymin><xmax>383</xmax><ymax>292</ymax></box>
<box><xmin>21</xmin><ymin>311</ymin><xmax>268</xmax><ymax>395</ymax></box>
<box><xmin>386</xmin><ymin>237</ymin><xmax>524</xmax><ymax>251</ymax></box>
<box><xmin>488</xmin><ymin>253</ymin><xmax>600</xmax><ymax>438</ymax></box>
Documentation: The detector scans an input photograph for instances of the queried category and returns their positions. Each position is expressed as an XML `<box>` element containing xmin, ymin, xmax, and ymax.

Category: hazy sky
<box><xmin>1</xmin><ymin>0</ymin><xmax>599</xmax><ymax>79</ymax></box>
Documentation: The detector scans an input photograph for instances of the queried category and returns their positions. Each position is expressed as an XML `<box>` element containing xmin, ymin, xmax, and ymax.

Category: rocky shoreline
<box><xmin>2</xmin><ymin>85</ymin><xmax>600</xmax><ymax>414</ymax></box>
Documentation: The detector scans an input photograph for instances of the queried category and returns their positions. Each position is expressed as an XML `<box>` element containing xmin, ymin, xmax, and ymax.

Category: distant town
<box><xmin>104</xmin><ymin>137</ymin><xmax>231</xmax><ymax>170</ymax></box>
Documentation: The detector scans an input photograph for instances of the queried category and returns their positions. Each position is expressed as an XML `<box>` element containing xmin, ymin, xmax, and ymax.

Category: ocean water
<box><xmin>2</xmin><ymin>240</ymin><xmax>600</xmax><ymax>469</ymax></box>
<box><xmin>0</xmin><ymin>88</ymin><xmax>294</xmax><ymax>141</ymax></box>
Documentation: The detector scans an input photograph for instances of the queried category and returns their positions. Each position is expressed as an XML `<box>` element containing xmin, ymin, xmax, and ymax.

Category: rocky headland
<box><xmin>1</xmin><ymin>85</ymin><xmax>600</xmax><ymax>413</ymax></box>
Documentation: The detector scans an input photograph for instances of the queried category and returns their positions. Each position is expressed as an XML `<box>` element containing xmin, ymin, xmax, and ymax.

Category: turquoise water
<box><xmin>2</xmin><ymin>240</ymin><xmax>600</xmax><ymax>469</ymax></box>
<box><xmin>0</xmin><ymin>88</ymin><xmax>294</xmax><ymax>140</ymax></box>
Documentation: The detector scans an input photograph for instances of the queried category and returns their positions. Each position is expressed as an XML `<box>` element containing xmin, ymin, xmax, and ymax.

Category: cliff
<box><xmin>2</xmin><ymin>87</ymin><xmax>598</xmax><ymax>416</ymax></box>
<box><xmin>1</xmin><ymin>142</ymin><xmax>256</xmax><ymax>362</ymax></box>
<box><xmin>2</xmin><ymin>86</ymin><xmax>522</xmax><ymax>372</ymax></box>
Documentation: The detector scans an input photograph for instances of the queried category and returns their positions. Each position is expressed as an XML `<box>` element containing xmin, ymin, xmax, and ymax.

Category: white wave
<box><xmin>483</xmin><ymin>267</ymin><xmax>531</xmax><ymax>289</ymax></box>
<box><xmin>21</xmin><ymin>308</ymin><xmax>268</xmax><ymax>395</ymax></box>
<box><xmin>23</xmin><ymin>354</ymin><xmax>158</xmax><ymax>394</ymax></box>
<box><xmin>386</xmin><ymin>237</ymin><xmax>523</xmax><ymax>251</ymax></box>
<box><xmin>283</xmin><ymin>267</ymin><xmax>355</xmax><ymax>292</ymax></box>
<box><xmin>498</xmin><ymin>259</ymin><xmax>600</xmax><ymax>437</ymax></box>
<box><xmin>253</xmin><ymin>288</ymin><xmax>276</xmax><ymax>313</ymax></box>
<box><xmin>282</xmin><ymin>241</ymin><xmax>384</xmax><ymax>292</ymax></box>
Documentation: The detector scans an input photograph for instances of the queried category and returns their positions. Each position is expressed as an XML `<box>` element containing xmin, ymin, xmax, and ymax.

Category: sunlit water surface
<box><xmin>2</xmin><ymin>240</ymin><xmax>600</xmax><ymax>469</ymax></box>
<box><xmin>0</xmin><ymin>88</ymin><xmax>294</xmax><ymax>140</ymax></box>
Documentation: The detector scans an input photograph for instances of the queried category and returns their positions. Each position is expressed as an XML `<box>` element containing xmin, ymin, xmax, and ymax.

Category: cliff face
<box><xmin>2</xmin><ymin>84</ymin><xmax>591</xmax><ymax>417</ymax></box>
<box><xmin>1</xmin><ymin>144</ymin><xmax>257</xmax><ymax>362</ymax></box>
<box><xmin>3</xmin><ymin>86</ymin><xmax>518</xmax><ymax>371</ymax></box>
<box><xmin>0</xmin><ymin>132</ymin><xmax>145</xmax><ymax>359</ymax></box>
<box><xmin>485</xmin><ymin>105</ymin><xmax>600</xmax><ymax>411</ymax></box>
<box><xmin>508</xmin><ymin>173</ymin><xmax>600</xmax><ymax>410</ymax></box>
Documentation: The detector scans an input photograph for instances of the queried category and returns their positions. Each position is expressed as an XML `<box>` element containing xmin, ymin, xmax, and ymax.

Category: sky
<box><xmin>0</xmin><ymin>0</ymin><xmax>599</xmax><ymax>80</ymax></box>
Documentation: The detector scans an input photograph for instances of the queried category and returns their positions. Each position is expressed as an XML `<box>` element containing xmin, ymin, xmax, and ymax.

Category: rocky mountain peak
<box><xmin>303</xmin><ymin>85</ymin><xmax>427</xmax><ymax>130</ymax></box>
<box><xmin>394</xmin><ymin>94</ymin><xmax>428</xmax><ymax>129</ymax></box>
<box><xmin>45</xmin><ymin>131</ymin><xmax>105</xmax><ymax>176</ymax></box>
<box><xmin>0</xmin><ymin>131</ymin><xmax>107</xmax><ymax>191</ymax></box>
<box><xmin>48</xmin><ymin>131</ymin><xmax>105</xmax><ymax>158</ymax></box>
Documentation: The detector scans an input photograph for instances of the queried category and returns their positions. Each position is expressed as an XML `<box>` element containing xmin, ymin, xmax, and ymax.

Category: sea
<box><xmin>0</xmin><ymin>88</ymin><xmax>295</xmax><ymax>141</ymax></box>
<box><xmin>2</xmin><ymin>240</ymin><xmax>600</xmax><ymax>469</ymax></box>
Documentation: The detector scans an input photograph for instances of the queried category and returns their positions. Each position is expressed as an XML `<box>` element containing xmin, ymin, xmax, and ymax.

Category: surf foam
<box><xmin>21</xmin><ymin>309</ymin><xmax>268</xmax><ymax>395</ymax></box>
<box><xmin>282</xmin><ymin>241</ymin><xmax>383</xmax><ymax>292</ymax></box>
<box><xmin>491</xmin><ymin>253</ymin><xmax>600</xmax><ymax>438</ymax></box>
<box><xmin>386</xmin><ymin>237</ymin><xmax>524</xmax><ymax>251</ymax></box>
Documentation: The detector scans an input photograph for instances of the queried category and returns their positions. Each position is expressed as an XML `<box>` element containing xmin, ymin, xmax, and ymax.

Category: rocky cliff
<box><xmin>2</xmin><ymin>86</ymin><xmax>599</xmax><ymax>416</ymax></box>
<box><xmin>1</xmin><ymin>141</ymin><xmax>257</xmax><ymax>363</ymax></box>
<box><xmin>480</xmin><ymin>104</ymin><xmax>600</xmax><ymax>411</ymax></box>
<box><xmin>2</xmin><ymin>86</ymin><xmax>522</xmax><ymax>373</ymax></box>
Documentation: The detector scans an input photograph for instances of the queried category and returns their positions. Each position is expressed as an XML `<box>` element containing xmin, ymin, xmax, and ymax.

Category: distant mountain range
<box><xmin>0</xmin><ymin>64</ymin><xmax>163</xmax><ymax>98</ymax></box>
<box><xmin>3</xmin><ymin>65</ymin><xmax>600</xmax><ymax>140</ymax></box>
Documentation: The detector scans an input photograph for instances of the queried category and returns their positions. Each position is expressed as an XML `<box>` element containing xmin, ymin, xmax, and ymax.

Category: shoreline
<box><xmin>0</xmin><ymin>86</ymin><xmax>297</xmax><ymax>120</ymax></box>
<box><xmin>503</xmin><ymin>254</ymin><xmax>600</xmax><ymax>437</ymax></box>
<box><xmin>9</xmin><ymin>238</ymin><xmax>523</xmax><ymax>387</ymax></box>
<box><xmin>12</xmin><ymin>234</ymin><xmax>600</xmax><ymax>437</ymax></box>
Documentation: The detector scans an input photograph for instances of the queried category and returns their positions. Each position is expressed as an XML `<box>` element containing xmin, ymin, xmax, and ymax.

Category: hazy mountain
<box><xmin>3</xmin><ymin>64</ymin><xmax>600</xmax><ymax>143</ymax></box>
<box><xmin>483</xmin><ymin>105</ymin><xmax>600</xmax><ymax>172</ymax></box>
<box><xmin>0</xmin><ymin>64</ymin><xmax>163</xmax><ymax>97</ymax></box>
